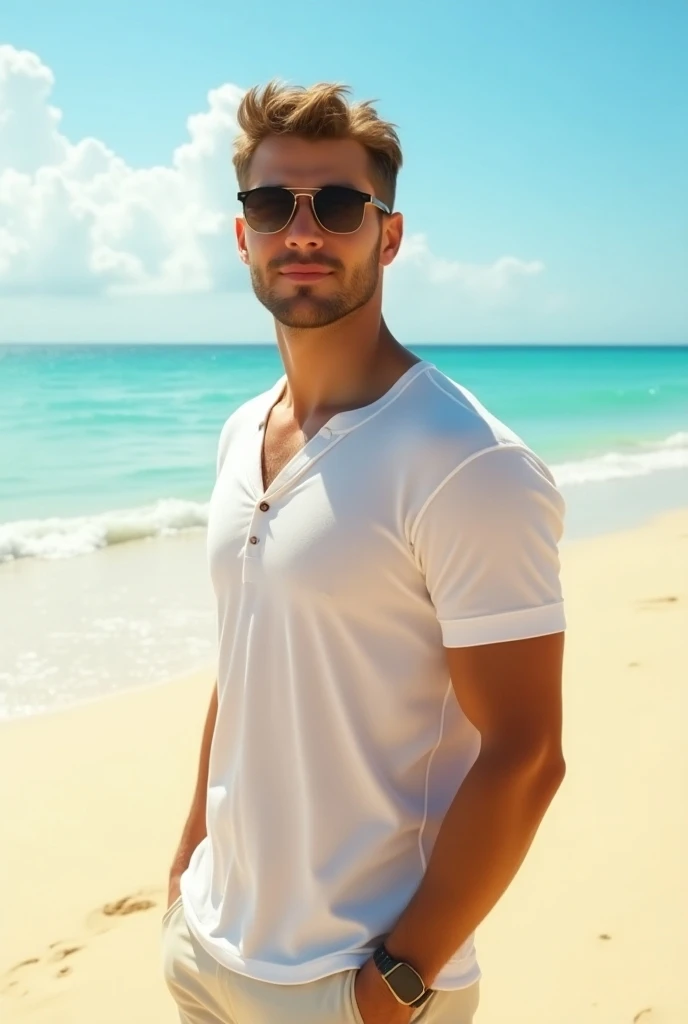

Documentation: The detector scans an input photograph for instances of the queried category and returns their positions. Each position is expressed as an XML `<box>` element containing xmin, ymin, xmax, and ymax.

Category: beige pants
<box><xmin>161</xmin><ymin>896</ymin><xmax>480</xmax><ymax>1024</ymax></box>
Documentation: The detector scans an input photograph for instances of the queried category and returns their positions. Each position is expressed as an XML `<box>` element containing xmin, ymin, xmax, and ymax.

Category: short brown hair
<box><xmin>233</xmin><ymin>80</ymin><xmax>403</xmax><ymax>209</ymax></box>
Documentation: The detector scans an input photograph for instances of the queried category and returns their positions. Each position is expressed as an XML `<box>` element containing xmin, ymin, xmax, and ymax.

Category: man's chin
<box><xmin>266</xmin><ymin>299</ymin><xmax>348</xmax><ymax>330</ymax></box>
<box><xmin>275</xmin><ymin>313</ymin><xmax>343</xmax><ymax>330</ymax></box>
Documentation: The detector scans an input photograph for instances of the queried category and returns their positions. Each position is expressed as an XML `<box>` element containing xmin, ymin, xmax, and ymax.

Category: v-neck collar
<box><xmin>248</xmin><ymin>359</ymin><xmax>433</xmax><ymax>500</ymax></box>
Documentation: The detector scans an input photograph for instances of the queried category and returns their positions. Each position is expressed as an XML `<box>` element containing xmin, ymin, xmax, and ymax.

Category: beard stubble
<box><xmin>249</xmin><ymin>231</ymin><xmax>383</xmax><ymax>329</ymax></box>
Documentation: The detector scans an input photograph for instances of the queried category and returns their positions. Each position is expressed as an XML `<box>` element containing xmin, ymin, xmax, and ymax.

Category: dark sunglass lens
<box><xmin>314</xmin><ymin>187</ymin><xmax>366</xmax><ymax>233</ymax></box>
<box><xmin>243</xmin><ymin>188</ymin><xmax>295</xmax><ymax>232</ymax></box>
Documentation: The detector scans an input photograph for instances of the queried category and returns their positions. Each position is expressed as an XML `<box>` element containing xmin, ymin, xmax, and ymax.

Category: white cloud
<box><xmin>0</xmin><ymin>45</ymin><xmax>246</xmax><ymax>296</ymax></box>
<box><xmin>0</xmin><ymin>44</ymin><xmax>546</xmax><ymax>314</ymax></box>
<box><xmin>393</xmin><ymin>233</ymin><xmax>544</xmax><ymax>298</ymax></box>
<box><xmin>0</xmin><ymin>47</ymin><xmax>67</xmax><ymax>174</ymax></box>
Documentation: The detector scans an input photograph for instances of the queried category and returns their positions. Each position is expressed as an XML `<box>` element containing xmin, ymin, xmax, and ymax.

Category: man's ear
<box><xmin>236</xmin><ymin>217</ymin><xmax>249</xmax><ymax>264</ymax></box>
<box><xmin>379</xmin><ymin>212</ymin><xmax>403</xmax><ymax>268</ymax></box>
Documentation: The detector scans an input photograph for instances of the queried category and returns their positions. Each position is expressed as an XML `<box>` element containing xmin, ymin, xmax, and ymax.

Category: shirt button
<box><xmin>259</xmin><ymin>501</ymin><xmax>270</xmax><ymax>512</ymax></box>
<box><xmin>321</xmin><ymin>426</ymin><xmax>332</xmax><ymax>438</ymax></box>
<box><xmin>249</xmin><ymin>535</ymin><xmax>259</xmax><ymax>545</ymax></box>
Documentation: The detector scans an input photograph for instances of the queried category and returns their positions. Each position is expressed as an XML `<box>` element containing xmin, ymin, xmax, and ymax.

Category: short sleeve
<box><xmin>412</xmin><ymin>445</ymin><xmax>566</xmax><ymax>647</ymax></box>
<box><xmin>216</xmin><ymin>414</ymin><xmax>237</xmax><ymax>478</ymax></box>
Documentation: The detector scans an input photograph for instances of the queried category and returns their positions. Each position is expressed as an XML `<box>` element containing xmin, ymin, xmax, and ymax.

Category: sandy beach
<box><xmin>1</xmin><ymin>510</ymin><xmax>686</xmax><ymax>1024</ymax></box>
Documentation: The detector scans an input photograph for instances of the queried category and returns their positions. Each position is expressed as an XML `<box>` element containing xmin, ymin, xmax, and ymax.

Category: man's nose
<box><xmin>284</xmin><ymin>195</ymin><xmax>324</xmax><ymax>249</ymax></box>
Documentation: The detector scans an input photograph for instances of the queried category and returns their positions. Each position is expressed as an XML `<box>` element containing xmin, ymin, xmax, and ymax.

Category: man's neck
<box><xmin>274</xmin><ymin>313</ymin><xmax>420</xmax><ymax>426</ymax></box>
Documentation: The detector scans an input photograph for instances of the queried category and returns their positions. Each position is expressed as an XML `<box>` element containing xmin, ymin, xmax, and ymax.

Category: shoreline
<box><xmin>2</xmin><ymin>480</ymin><xmax>687</xmax><ymax>723</ymax></box>
<box><xmin>1</xmin><ymin>507</ymin><xmax>687</xmax><ymax>1022</ymax></box>
<box><xmin>0</xmin><ymin>491</ymin><xmax>683</xmax><ymax>724</ymax></box>
<box><xmin>0</xmin><ymin>497</ymin><xmax>683</xmax><ymax>729</ymax></box>
<box><xmin>2</xmin><ymin>462</ymin><xmax>687</xmax><ymax>558</ymax></box>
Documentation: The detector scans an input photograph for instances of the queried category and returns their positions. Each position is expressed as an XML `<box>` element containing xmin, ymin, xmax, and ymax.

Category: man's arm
<box><xmin>353</xmin><ymin>447</ymin><xmax>566</xmax><ymax>1021</ymax></box>
<box><xmin>167</xmin><ymin>682</ymin><xmax>218</xmax><ymax>904</ymax></box>
<box><xmin>383</xmin><ymin>630</ymin><xmax>566</xmax><ymax>985</ymax></box>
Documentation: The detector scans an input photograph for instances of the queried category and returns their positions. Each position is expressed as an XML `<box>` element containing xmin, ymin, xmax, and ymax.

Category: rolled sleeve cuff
<box><xmin>440</xmin><ymin>602</ymin><xmax>566</xmax><ymax>648</ymax></box>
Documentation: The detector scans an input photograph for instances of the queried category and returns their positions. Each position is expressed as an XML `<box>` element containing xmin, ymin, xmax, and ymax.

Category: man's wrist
<box><xmin>357</xmin><ymin>956</ymin><xmax>409</xmax><ymax>1014</ymax></box>
<box><xmin>372</xmin><ymin>942</ymin><xmax>432</xmax><ymax>1007</ymax></box>
<box><xmin>382</xmin><ymin>936</ymin><xmax>436</xmax><ymax>990</ymax></box>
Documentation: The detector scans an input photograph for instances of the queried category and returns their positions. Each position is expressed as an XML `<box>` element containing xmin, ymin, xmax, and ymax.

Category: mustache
<box><xmin>270</xmin><ymin>256</ymin><xmax>342</xmax><ymax>272</ymax></box>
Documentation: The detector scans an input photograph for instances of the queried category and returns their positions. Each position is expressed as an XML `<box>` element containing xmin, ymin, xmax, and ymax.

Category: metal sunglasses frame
<box><xmin>236</xmin><ymin>185</ymin><xmax>392</xmax><ymax>235</ymax></box>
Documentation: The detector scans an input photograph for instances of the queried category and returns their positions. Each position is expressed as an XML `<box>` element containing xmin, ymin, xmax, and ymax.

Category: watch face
<box><xmin>387</xmin><ymin>963</ymin><xmax>425</xmax><ymax>1004</ymax></box>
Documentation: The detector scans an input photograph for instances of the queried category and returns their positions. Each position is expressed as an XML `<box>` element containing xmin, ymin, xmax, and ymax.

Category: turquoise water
<box><xmin>1</xmin><ymin>342</ymin><xmax>687</xmax><ymax>718</ymax></box>
<box><xmin>1</xmin><ymin>344</ymin><xmax>687</xmax><ymax>560</ymax></box>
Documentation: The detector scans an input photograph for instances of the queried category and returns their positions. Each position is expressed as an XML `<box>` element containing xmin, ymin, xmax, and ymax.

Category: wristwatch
<box><xmin>372</xmin><ymin>943</ymin><xmax>432</xmax><ymax>1008</ymax></box>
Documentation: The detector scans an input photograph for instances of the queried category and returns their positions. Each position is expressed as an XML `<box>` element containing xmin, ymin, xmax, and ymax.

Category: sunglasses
<box><xmin>237</xmin><ymin>186</ymin><xmax>392</xmax><ymax>235</ymax></box>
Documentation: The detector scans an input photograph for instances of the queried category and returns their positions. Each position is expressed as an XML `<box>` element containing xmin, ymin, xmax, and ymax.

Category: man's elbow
<box><xmin>539</xmin><ymin>748</ymin><xmax>566</xmax><ymax>800</ymax></box>
<box><xmin>527</xmin><ymin>737</ymin><xmax>566</xmax><ymax>808</ymax></box>
<box><xmin>488</xmin><ymin>734</ymin><xmax>566</xmax><ymax>803</ymax></box>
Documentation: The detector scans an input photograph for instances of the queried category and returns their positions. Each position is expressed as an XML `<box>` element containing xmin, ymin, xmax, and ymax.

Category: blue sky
<box><xmin>0</xmin><ymin>0</ymin><xmax>686</xmax><ymax>344</ymax></box>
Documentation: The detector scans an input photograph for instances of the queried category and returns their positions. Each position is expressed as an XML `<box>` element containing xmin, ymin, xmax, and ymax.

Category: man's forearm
<box><xmin>169</xmin><ymin>802</ymin><xmax>208</xmax><ymax>880</ymax></box>
<box><xmin>169</xmin><ymin>682</ymin><xmax>218</xmax><ymax>881</ymax></box>
<box><xmin>384</xmin><ymin>746</ymin><xmax>565</xmax><ymax>986</ymax></box>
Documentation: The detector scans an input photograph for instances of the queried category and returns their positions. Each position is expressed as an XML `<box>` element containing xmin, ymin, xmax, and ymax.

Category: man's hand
<box><xmin>353</xmin><ymin>958</ymin><xmax>414</xmax><ymax>1024</ymax></box>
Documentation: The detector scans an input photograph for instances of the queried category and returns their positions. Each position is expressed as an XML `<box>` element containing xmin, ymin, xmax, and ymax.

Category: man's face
<box><xmin>236</xmin><ymin>136</ymin><xmax>401</xmax><ymax>329</ymax></box>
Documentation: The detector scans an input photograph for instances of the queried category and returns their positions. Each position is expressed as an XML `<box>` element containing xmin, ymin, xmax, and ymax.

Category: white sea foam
<box><xmin>1</xmin><ymin>434</ymin><xmax>686</xmax><ymax>562</ymax></box>
<box><xmin>0</xmin><ymin>498</ymin><xmax>209</xmax><ymax>563</ymax></box>
<box><xmin>552</xmin><ymin>432</ymin><xmax>688</xmax><ymax>487</ymax></box>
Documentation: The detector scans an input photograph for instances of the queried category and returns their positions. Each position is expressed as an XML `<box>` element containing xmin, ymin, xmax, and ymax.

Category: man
<box><xmin>161</xmin><ymin>80</ymin><xmax>567</xmax><ymax>1024</ymax></box>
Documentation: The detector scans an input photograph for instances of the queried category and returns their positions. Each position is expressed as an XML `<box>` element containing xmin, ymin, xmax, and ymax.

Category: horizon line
<box><xmin>1</xmin><ymin>341</ymin><xmax>687</xmax><ymax>349</ymax></box>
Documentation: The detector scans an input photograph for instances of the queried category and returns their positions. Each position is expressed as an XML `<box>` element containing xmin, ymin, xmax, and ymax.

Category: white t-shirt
<box><xmin>181</xmin><ymin>359</ymin><xmax>566</xmax><ymax>990</ymax></box>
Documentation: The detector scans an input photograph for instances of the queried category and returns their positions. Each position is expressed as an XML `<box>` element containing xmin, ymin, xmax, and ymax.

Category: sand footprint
<box><xmin>0</xmin><ymin>886</ymin><xmax>166</xmax><ymax>1001</ymax></box>
<box><xmin>84</xmin><ymin>887</ymin><xmax>161</xmax><ymax>934</ymax></box>
<box><xmin>1</xmin><ymin>940</ymin><xmax>85</xmax><ymax>998</ymax></box>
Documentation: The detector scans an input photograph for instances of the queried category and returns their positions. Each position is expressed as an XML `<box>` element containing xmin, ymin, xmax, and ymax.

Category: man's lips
<box><xmin>279</xmin><ymin>265</ymin><xmax>334</xmax><ymax>279</ymax></box>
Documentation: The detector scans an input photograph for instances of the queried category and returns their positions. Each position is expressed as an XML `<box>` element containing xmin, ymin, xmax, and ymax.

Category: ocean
<box><xmin>1</xmin><ymin>343</ymin><xmax>687</xmax><ymax>720</ymax></box>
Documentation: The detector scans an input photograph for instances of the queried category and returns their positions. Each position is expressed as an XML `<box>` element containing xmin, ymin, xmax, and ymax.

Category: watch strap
<box><xmin>373</xmin><ymin>944</ymin><xmax>399</xmax><ymax>976</ymax></box>
<box><xmin>410</xmin><ymin>988</ymin><xmax>434</xmax><ymax>1009</ymax></box>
